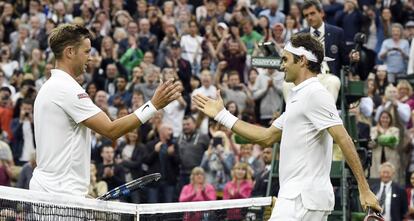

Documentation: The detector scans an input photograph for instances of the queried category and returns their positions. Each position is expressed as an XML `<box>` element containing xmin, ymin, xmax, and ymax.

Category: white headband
<box><xmin>283</xmin><ymin>42</ymin><xmax>334</xmax><ymax>63</ymax></box>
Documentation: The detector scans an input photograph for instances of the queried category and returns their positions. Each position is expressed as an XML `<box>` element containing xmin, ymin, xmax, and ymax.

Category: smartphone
<box><xmin>212</xmin><ymin>137</ymin><xmax>223</xmax><ymax>147</ymax></box>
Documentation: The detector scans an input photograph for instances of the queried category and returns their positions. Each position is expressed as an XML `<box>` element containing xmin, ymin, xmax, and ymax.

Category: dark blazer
<box><xmin>11</xmin><ymin>118</ymin><xmax>35</xmax><ymax>164</ymax></box>
<box><xmin>301</xmin><ymin>23</ymin><xmax>348</xmax><ymax>77</ymax></box>
<box><xmin>115</xmin><ymin>142</ymin><xmax>146</xmax><ymax>180</ymax></box>
<box><xmin>251</xmin><ymin>167</ymin><xmax>279</xmax><ymax>197</ymax></box>
<box><xmin>371</xmin><ymin>182</ymin><xmax>408</xmax><ymax>221</ymax></box>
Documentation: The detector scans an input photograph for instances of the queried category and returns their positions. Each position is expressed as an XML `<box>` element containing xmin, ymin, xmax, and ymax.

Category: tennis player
<box><xmin>193</xmin><ymin>33</ymin><xmax>381</xmax><ymax>220</ymax></box>
<box><xmin>29</xmin><ymin>24</ymin><xmax>182</xmax><ymax>197</ymax></box>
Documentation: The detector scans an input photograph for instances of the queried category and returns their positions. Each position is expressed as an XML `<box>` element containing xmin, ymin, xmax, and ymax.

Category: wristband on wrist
<box><xmin>134</xmin><ymin>101</ymin><xmax>157</xmax><ymax>124</ymax></box>
<box><xmin>214</xmin><ymin>108</ymin><xmax>238</xmax><ymax>129</ymax></box>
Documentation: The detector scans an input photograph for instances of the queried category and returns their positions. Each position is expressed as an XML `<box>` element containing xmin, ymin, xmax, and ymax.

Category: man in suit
<box><xmin>252</xmin><ymin>147</ymin><xmax>279</xmax><ymax>197</ymax></box>
<box><xmin>371</xmin><ymin>162</ymin><xmax>407</xmax><ymax>221</ymax></box>
<box><xmin>301</xmin><ymin>0</ymin><xmax>349</xmax><ymax>77</ymax></box>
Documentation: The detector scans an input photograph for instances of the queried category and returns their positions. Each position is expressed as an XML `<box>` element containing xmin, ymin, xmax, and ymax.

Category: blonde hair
<box><xmin>190</xmin><ymin>167</ymin><xmax>205</xmax><ymax>184</ymax></box>
<box><xmin>231</xmin><ymin>162</ymin><xmax>253</xmax><ymax>182</ymax></box>
<box><xmin>397</xmin><ymin>80</ymin><xmax>413</xmax><ymax>95</ymax></box>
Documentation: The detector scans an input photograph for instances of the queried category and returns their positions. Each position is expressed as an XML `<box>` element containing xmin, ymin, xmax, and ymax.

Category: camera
<box><xmin>233</xmin><ymin>85</ymin><xmax>243</xmax><ymax>90</ymax></box>
<box><xmin>212</xmin><ymin>137</ymin><xmax>223</xmax><ymax>147</ymax></box>
<box><xmin>24</xmin><ymin>112</ymin><xmax>30</xmax><ymax>118</ymax></box>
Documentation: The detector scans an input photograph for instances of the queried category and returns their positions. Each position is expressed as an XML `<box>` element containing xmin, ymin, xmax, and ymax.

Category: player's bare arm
<box><xmin>83</xmin><ymin>80</ymin><xmax>182</xmax><ymax>140</ymax></box>
<box><xmin>193</xmin><ymin>90</ymin><xmax>281</xmax><ymax>146</ymax></box>
<box><xmin>328</xmin><ymin>125</ymin><xmax>382</xmax><ymax>212</ymax></box>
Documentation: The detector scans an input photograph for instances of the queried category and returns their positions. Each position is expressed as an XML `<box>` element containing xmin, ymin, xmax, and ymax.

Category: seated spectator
<box><xmin>179</xmin><ymin>167</ymin><xmax>216</xmax><ymax>202</ymax></box>
<box><xmin>374</xmin><ymin>65</ymin><xmax>390</xmax><ymax>97</ymax></box>
<box><xmin>406</xmin><ymin>172</ymin><xmax>414</xmax><ymax>220</ymax></box>
<box><xmin>16</xmin><ymin>152</ymin><xmax>35</xmax><ymax>189</ymax></box>
<box><xmin>97</xmin><ymin>146</ymin><xmax>126</xmax><ymax>192</ymax></box>
<box><xmin>239</xmin><ymin>144</ymin><xmax>264</xmax><ymax>179</ymax></box>
<box><xmin>179</xmin><ymin>167</ymin><xmax>216</xmax><ymax>221</ymax></box>
<box><xmin>370</xmin><ymin>162</ymin><xmax>407</xmax><ymax>221</ymax></box>
<box><xmin>88</xmin><ymin>163</ymin><xmax>108</xmax><ymax>198</ymax></box>
<box><xmin>369</xmin><ymin>111</ymin><xmax>400</xmax><ymax>180</ymax></box>
<box><xmin>223</xmin><ymin>162</ymin><xmax>253</xmax><ymax>220</ymax></box>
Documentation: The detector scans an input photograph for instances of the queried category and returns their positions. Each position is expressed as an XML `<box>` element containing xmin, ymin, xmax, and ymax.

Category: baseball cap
<box><xmin>218</xmin><ymin>22</ymin><xmax>228</xmax><ymax>30</ymax></box>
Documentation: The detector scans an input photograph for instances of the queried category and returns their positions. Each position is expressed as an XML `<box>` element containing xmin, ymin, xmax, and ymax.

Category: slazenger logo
<box><xmin>77</xmin><ymin>93</ymin><xmax>89</xmax><ymax>99</ymax></box>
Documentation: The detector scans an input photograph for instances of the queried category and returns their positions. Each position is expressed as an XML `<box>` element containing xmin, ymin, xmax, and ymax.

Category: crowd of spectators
<box><xmin>0</xmin><ymin>0</ymin><xmax>414</xmax><ymax>215</ymax></box>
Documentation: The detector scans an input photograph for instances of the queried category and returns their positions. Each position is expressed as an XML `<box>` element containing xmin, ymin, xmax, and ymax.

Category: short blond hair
<box><xmin>379</xmin><ymin>162</ymin><xmax>395</xmax><ymax>174</ymax></box>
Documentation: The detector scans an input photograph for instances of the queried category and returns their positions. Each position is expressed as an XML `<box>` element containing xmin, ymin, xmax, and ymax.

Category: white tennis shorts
<box><xmin>269</xmin><ymin>195</ymin><xmax>331</xmax><ymax>221</ymax></box>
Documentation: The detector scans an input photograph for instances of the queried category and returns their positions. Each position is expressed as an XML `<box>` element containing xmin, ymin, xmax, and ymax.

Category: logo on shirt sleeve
<box><xmin>77</xmin><ymin>93</ymin><xmax>90</xmax><ymax>99</ymax></box>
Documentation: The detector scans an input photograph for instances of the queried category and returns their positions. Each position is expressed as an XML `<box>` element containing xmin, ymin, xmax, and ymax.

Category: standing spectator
<box><xmin>370</xmin><ymin>162</ymin><xmax>407</xmax><ymax>221</ymax></box>
<box><xmin>162</xmin><ymin>82</ymin><xmax>187</xmax><ymax>137</ymax></box>
<box><xmin>334</xmin><ymin>0</ymin><xmax>363</xmax><ymax>52</ymax></box>
<box><xmin>180</xmin><ymin>20</ymin><xmax>204</xmax><ymax>75</ymax></box>
<box><xmin>11</xmin><ymin>99</ymin><xmax>35</xmax><ymax>165</ymax></box>
<box><xmin>23</xmin><ymin>48</ymin><xmax>45</xmax><ymax>80</ymax></box>
<box><xmin>259</xmin><ymin>0</ymin><xmax>286</xmax><ymax>27</ymax></box>
<box><xmin>119</xmin><ymin>36</ymin><xmax>144</xmax><ymax>74</ymax></box>
<box><xmin>50</xmin><ymin>1</ymin><xmax>73</xmax><ymax>24</ymax></box>
<box><xmin>143</xmin><ymin>123</ymin><xmax>179</xmax><ymax>203</ymax></box>
<box><xmin>374</xmin><ymin>65</ymin><xmax>390</xmax><ymax>96</ymax></box>
<box><xmin>217</xmin><ymin>70</ymin><xmax>252</xmax><ymax>113</ymax></box>
<box><xmin>138</xmin><ymin>18</ymin><xmax>158</xmax><ymax>53</ymax></box>
<box><xmin>115</xmin><ymin>129</ymin><xmax>146</xmax><ymax>203</ymax></box>
<box><xmin>109</xmin><ymin>75</ymin><xmax>131</xmax><ymax>107</ymax></box>
<box><xmin>241</xmin><ymin>19</ymin><xmax>263</xmax><ymax>55</ymax></box>
<box><xmin>378</xmin><ymin>23</ymin><xmax>410</xmax><ymax>83</ymax></box>
<box><xmin>1</xmin><ymin>2</ymin><xmax>18</xmax><ymax>44</ymax></box>
<box><xmin>223</xmin><ymin>162</ymin><xmax>254</xmax><ymax>220</ymax></box>
<box><xmin>134</xmin><ymin>67</ymin><xmax>160</xmax><ymax>102</ymax></box>
<box><xmin>252</xmin><ymin>69</ymin><xmax>284</xmax><ymax>126</ymax></box>
<box><xmin>177</xmin><ymin>115</ymin><xmax>210</xmax><ymax>192</ymax></box>
<box><xmin>200</xmin><ymin>131</ymin><xmax>235</xmax><ymax>192</ymax></box>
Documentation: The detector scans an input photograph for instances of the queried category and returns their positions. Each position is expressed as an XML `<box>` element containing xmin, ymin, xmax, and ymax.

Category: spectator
<box><xmin>239</xmin><ymin>144</ymin><xmax>265</xmax><ymax>178</ymax></box>
<box><xmin>223</xmin><ymin>162</ymin><xmax>253</xmax><ymax>220</ymax></box>
<box><xmin>334</xmin><ymin>0</ymin><xmax>363</xmax><ymax>50</ymax></box>
<box><xmin>259</xmin><ymin>0</ymin><xmax>286</xmax><ymax>27</ymax></box>
<box><xmin>177</xmin><ymin>115</ymin><xmax>210</xmax><ymax>191</ymax></box>
<box><xmin>11</xmin><ymin>98</ymin><xmax>35</xmax><ymax>165</ymax></box>
<box><xmin>252</xmin><ymin>146</ymin><xmax>279</xmax><ymax>197</ymax></box>
<box><xmin>16</xmin><ymin>152</ymin><xmax>36</xmax><ymax>189</ymax></box>
<box><xmin>134</xmin><ymin>67</ymin><xmax>160</xmax><ymax>102</ymax></box>
<box><xmin>97</xmin><ymin>146</ymin><xmax>126</xmax><ymax>191</ymax></box>
<box><xmin>0</xmin><ymin>44</ymin><xmax>19</xmax><ymax>80</ymax></box>
<box><xmin>23</xmin><ymin>48</ymin><xmax>45</xmax><ymax>80</ymax></box>
<box><xmin>374</xmin><ymin>65</ymin><xmax>390</xmax><ymax>96</ymax></box>
<box><xmin>119</xmin><ymin>36</ymin><xmax>144</xmax><ymax>74</ymax></box>
<box><xmin>109</xmin><ymin>75</ymin><xmax>131</xmax><ymax>107</ymax></box>
<box><xmin>216</xmin><ymin>28</ymin><xmax>248</xmax><ymax>83</ymax></box>
<box><xmin>162</xmin><ymin>79</ymin><xmax>187</xmax><ymax>136</ymax></box>
<box><xmin>138</xmin><ymin>18</ymin><xmax>158</xmax><ymax>53</ymax></box>
<box><xmin>200</xmin><ymin>131</ymin><xmax>235</xmax><ymax>193</ymax></box>
<box><xmin>375</xmin><ymin>84</ymin><xmax>411</xmax><ymax>128</ymax></box>
<box><xmin>143</xmin><ymin>123</ymin><xmax>179</xmax><ymax>203</ymax></box>
<box><xmin>179</xmin><ymin>167</ymin><xmax>216</xmax><ymax>202</ymax></box>
<box><xmin>179</xmin><ymin>167</ymin><xmax>216</xmax><ymax>221</ymax></box>
<box><xmin>406</xmin><ymin>172</ymin><xmax>414</xmax><ymax>220</ymax></box>
<box><xmin>369</xmin><ymin>111</ymin><xmax>400</xmax><ymax>180</ymax></box>
<box><xmin>0</xmin><ymin>87</ymin><xmax>13</xmax><ymax>142</ymax></box>
<box><xmin>88</xmin><ymin>163</ymin><xmax>108</xmax><ymax>198</ymax></box>
<box><xmin>370</xmin><ymin>162</ymin><xmax>407</xmax><ymax>221</ymax></box>
<box><xmin>378</xmin><ymin>23</ymin><xmax>410</xmax><ymax>83</ymax></box>
<box><xmin>115</xmin><ymin>129</ymin><xmax>146</xmax><ymax>203</ymax></box>
<box><xmin>180</xmin><ymin>20</ymin><xmax>204</xmax><ymax>75</ymax></box>
<box><xmin>217</xmin><ymin>70</ymin><xmax>252</xmax><ymax>113</ymax></box>
<box><xmin>252</xmin><ymin>69</ymin><xmax>284</xmax><ymax>126</ymax></box>
<box><xmin>241</xmin><ymin>19</ymin><xmax>263</xmax><ymax>55</ymax></box>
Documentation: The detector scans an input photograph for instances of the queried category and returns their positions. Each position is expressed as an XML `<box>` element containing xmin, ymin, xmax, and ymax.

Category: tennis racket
<box><xmin>363</xmin><ymin>207</ymin><xmax>384</xmax><ymax>221</ymax></box>
<box><xmin>97</xmin><ymin>173</ymin><xmax>161</xmax><ymax>200</ymax></box>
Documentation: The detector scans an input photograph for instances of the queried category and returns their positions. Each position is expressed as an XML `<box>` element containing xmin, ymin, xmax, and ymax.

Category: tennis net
<box><xmin>0</xmin><ymin>186</ymin><xmax>273</xmax><ymax>220</ymax></box>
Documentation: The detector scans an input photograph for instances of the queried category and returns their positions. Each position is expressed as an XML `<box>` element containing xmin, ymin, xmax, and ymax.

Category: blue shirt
<box><xmin>259</xmin><ymin>9</ymin><xmax>285</xmax><ymax>27</ymax></box>
<box><xmin>379</xmin><ymin>39</ymin><xmax>410</xmax><ymax>74</ymax></box>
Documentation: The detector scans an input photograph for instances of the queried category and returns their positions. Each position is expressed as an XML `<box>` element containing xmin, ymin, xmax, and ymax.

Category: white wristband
<box><xmin>134</xmin><ymin>101</ymin><xmax>157</xmax><ymax>124</ymax></box>
<box><xmin>214</xmin><ymin>109</ymin><xmax>238</xmax><ymax>129</ymax></box>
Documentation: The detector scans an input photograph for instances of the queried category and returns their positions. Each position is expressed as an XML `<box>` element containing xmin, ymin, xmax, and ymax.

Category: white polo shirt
<box><xmin>31</xmin><ymin>69</ymin><xmax>101</xmax><ymax>196</ymax></box>
<box><xmin>272</xmin><ymin>77</ymin><xmax>342</xmax><ymax>211</ymax></box>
